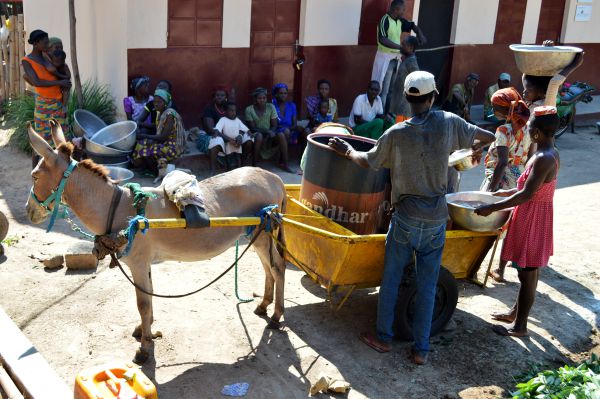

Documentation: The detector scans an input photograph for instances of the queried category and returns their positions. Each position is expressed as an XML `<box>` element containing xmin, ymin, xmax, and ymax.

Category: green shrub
<box><xmin>513</xmin><ymin>354</ymin><xmax>600</xmax><ymax>398</ymax></box>
<box><xmin>5</xmin><ymin>80</ymin><xmax>117</xmax><ymax>154</ymax></box>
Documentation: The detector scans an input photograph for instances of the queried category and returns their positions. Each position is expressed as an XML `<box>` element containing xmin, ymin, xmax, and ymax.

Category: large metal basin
<box><xmin>446</xmin><ymin>191</ymin><xmax>511</xmax><ymax>232</ymax></box>
<box><xmin>510</xmin><ymin>44</ymin><xmax>582</xmax><ymax>76</ymax></box>
<box><xmin>105</xmin><ymin>166</ymin><xmax>134</xmax><ymax>184</ymax></box>
<box><xmin>84</xmin><ymin>137</ymin><xmax>131</xmax><ymax>156</ymax></box>
<box><xmin>73</xmin><ymin>110</ymin><xmax>107</xmax><ymax>138</ymax></box>
<box><xmin>90</xmin><ymin>121</ymin><xmax>137</xmax><ymax>151</ymax></box>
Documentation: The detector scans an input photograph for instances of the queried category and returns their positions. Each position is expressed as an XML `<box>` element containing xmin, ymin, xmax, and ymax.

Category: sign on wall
<box><xmin>575</xmin><ymin>5</ymin><xmax>593</xmax><ymax>21</ymax></box>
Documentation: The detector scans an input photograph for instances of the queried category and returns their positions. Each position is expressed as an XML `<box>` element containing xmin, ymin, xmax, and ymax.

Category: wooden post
<box><xmin>17</xmin><ymin>14</ymin><xmax>24</xmax><ymax>94</ymax></box>
<box><xmin>8</xmin><ymin>15</ymin><xmax>16</xmax><ymax>97</ymax></box>
<box><xmin>69</xmin><ymin>0</ymin><xmax>83</xmax><ymax>108</ymax></box>
<box><xmin>0</xmin><ymin>15</ymin><xmax>8</xmax><ymax>100</ymax></box>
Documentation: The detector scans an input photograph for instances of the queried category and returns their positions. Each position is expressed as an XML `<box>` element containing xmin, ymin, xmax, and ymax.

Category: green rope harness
<box><xmin>123</xmin><ymin>183</ymin><xmax>157</xmax><ymax>216</ymax></box>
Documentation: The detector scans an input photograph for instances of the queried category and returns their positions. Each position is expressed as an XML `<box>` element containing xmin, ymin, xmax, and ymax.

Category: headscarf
<box><xmin>48</xmin><ymin>37</ymin><xmax>62</xmax><ymax>47</ymax></box>
<box><xmin>272</xmin><ymin>83</ymin><xmax>288</xmax><ymax>97</ymax></box>
<box><xmin>154</xmin><ymin>88</ymin><xmax>172</xmax><ymax>105</ymax></box>
<box><xmin>467</xmin><ymin>72</ymin><xmax>480</xmax><ymax>81</ymax></box>
<box><xmin>532</xmin><ymin>105</ymin><xmax>557</xmax><ymax>116</ymax></box>
<box><xmin>491</xmin><ymin>87</ymin><xmax>530</xmax><ymax>131</ymax></box>
<box><xmin>131</xmin><ymin>76</ymin><xmax>150</xmax><ymax>92</ymax></box>
<box><xmin>252</xmin><ymin>87</ymin><xmax>268</xmax><ymax>98</ymax></box>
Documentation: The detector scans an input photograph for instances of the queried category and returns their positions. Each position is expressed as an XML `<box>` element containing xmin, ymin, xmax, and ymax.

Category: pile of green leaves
<box><xmin>4</xmin><ymin>80</ymin><xmax>117</xmax><ymax>154</ymax></box>
<box><xmin>513</xmin><ymin>354</ymin><xmax>600</xmax><ymax>398</ymax></box>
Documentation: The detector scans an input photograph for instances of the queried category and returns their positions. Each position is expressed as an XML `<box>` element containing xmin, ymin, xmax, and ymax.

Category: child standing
<box><xmin>475</xmin><ymin>106</ymin><xmax>560</xmax><ymax>337</ymax></box>
<box><xmin>49</xmin><ymin>50</ymin><xmax>71</xmax><ymax>112</ymax></box>
<box><xmin>209</xmin><ymin>102</ymin><xmax>253</xmax><ymax>172</ymax></box>
<box><xmin>309</xmin><ymin>99</ymin><xmax>333</xmax><ymax>131</ymax></box>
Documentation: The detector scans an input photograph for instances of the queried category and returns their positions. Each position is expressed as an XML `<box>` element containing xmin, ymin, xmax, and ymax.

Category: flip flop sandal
<box><xmin>492</xmin><ymin>324</ymin><xmax>528</xmax><ymax>337</ymax></box>
<box><xmin>359</xmin><ymin>332</ymin><xmax>390</xmax><ymax>353</ymax></box>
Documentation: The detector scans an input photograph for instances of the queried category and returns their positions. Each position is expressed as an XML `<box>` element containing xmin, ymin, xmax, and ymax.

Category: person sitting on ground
<box><xmin>371</xmin><ymin>0</ymin><xmax>426</xmax><ymax>106</ymax></box>
<box><xmin>308</xmin><ymin>99</ymin><xmax>333</xmax><ymax>131</ymax></box>
<box><xmin>484</xmin><ymin>73</ymin><xmax>511</xmax><ymax>123</ymax></box>
<box><xmin>386</xmin><ymin>35</ymin><xmax>420</xmax><ymax>122</ymax></box>
<box><xmin>136</xmin><ymin>80</ymin><xmax>174</xmax><ymax>135</ymax></box>
<box><xmin>202</xmin><ymin>85</ymin><xmax>234</xmax><ymax>136</ymax></box>
<box><xmin>305</xmin><ymin>79</ymin><xmax>339</xmax><ymax>126</ymax></box>
<box><xmin>475</xmin><ymin>106</ymin><xmax>560</xmax><ymax>338</ymax></box>
<box><xmin>349</xmin><ymin>80</ymin><xmax>391</xmax><ymax>140</ymax></box>
<box><xmin>272</xmin><ymin>83</ymin><xmax>303</xmax><ymax>146</ymax></box>
<box><xmin>328</xmin><ymin>71</ymin><xmax>495</xmax><ymax>364</ymax></box>
<box><xmin>246</xmin><ymin>87</ymin><xmax>293</xmax><ymax>172</ymax></box>
<box><xmin>442</xmin><ymin>73</ymin><xmax>480</xmax><ymax>122</ymax></box>
<box><xmin>124</xmin><ymin>76</ymin><xmax>152</xmax><ymax>123</ymax></box>
<box><xmin>132</xmin><ymin>89</ymin><xmax>185</xmax><ymax>175</ymax></box>
<box><xmin>208</xmin><ymin>102</ymin><xmax>252</xmax><ymax>172</ymax></box>
<box><xmin>48</xmin><ymin>49</ymin><xmax>71</xmax><ymax>111</ymax></box>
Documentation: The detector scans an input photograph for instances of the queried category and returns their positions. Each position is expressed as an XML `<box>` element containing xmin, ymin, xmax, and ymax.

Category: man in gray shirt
<box><xmin>329</xmin><ymin>71</ymin><xmax>495</xmax><ymax>364</ymax></box>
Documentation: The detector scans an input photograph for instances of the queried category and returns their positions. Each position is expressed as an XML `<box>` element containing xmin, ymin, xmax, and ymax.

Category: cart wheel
<box><xmin>0</xmin><ymin>211</ymin><xmax>8</xmax><ymax>242</ymax></box>
<box><xmin>393</xmin><ymin>265</ymin><xmax>458</xmax><ymax>340</ymax></box>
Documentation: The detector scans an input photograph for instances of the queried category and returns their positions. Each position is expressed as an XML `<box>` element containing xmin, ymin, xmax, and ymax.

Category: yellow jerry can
<box><xmin>74</xmin><ymin>362</ymin><xmax>158</xmax><ymax>399</ymax></box>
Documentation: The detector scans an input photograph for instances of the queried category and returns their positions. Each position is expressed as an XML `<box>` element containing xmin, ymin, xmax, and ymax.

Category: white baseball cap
<box><xmin>404</xmin><ymin>71</ymin><xmax>439</xmax><ymax>96</ymax></box>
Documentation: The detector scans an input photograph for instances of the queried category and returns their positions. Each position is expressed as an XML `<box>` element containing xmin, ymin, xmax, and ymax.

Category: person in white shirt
<box><xmin>208</xmin><ymin>102</ymin><xmax>253</xmax><ymax>172</ymax></box>
<box><xmin>349</xmin><ymin>81</ymin><xmax>392</xmax><ymax>140</ymax></box>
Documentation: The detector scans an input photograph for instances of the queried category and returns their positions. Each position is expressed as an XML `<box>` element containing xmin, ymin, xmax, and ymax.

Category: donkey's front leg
<box><xmin>129</xmin><ymin>260</ymin><xmax>157</xmax><ymax>364</ymax></box>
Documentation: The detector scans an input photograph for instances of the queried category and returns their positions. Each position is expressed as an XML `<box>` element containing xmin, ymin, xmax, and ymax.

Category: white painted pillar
<box><xmin>521</xmin><ymin>0</ymin><xmax>542</xmax><ymax>44</ymax></box>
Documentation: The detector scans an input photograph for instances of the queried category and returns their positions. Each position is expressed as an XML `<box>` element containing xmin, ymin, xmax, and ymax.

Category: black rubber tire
<box><xmin>393</xmin><ymin>264</ymin><xmax>459</xmax><ymax>341</ymax></box>
<box><xmin>555</xmin><ymin>114</ymin><xmax>571</xmax><ymax>139</ymax></box>
<box><xmin>0</xmin><ymin>211</ymin><xmax>8</xmax><ymax>242</ymax></box>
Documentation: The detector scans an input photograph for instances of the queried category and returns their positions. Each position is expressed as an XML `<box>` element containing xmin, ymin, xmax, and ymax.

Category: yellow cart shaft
<box><xmin>138</xmin><ymin>217</ymin><xmax>262</xmax><ymax>230</ymax></box>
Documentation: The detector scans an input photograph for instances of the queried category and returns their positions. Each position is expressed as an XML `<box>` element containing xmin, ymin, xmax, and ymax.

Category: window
<box><xmin>168</xmin><ymin>0</ymin><xmax>223</xmax><ymax>47</ymax></box>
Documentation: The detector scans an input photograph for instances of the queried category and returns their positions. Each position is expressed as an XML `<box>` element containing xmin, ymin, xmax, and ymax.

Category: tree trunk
<box><xmin>69</xmin><ymin>0</ymin><xmax>83</xmax><ymax>108</ymax></box>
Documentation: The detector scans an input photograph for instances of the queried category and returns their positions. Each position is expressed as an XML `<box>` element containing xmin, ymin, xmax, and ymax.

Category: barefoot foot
<box><xmin>492</xmin><ymin>324</ymin><xmax>528</xmax><ymax>337</ymax></box>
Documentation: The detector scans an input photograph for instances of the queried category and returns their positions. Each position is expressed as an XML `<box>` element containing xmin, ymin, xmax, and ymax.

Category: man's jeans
<box><xmin>376</xmin><ymin>212</ymin><xmax>447</xmax><ymax>356</ymax></box>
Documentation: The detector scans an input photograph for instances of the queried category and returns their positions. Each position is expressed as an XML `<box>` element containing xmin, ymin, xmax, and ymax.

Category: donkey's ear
<box><xmin>49</xmin><ymin>119</ymin><xmax>66</xmax><ymax>147</ymax></box>
<box><xmin>28</xmin><ymin>123</ymin><xmax>56</xmax><ymax>161</ymax></box>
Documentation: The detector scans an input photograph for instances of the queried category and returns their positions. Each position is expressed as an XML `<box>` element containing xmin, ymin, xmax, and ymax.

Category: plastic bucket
<box><xmin>300</xmin><ymin>133</ymin><xmax>390</xmax><ymax>235</ymax></box>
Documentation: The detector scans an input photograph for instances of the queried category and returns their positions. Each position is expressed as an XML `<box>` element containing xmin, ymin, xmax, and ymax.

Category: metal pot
<box><xmin>448</xmin><ymin>149</ymin><xmax>477</xmax><ymax>172</ymax></box>
<box><xmin>510</xmin><ymin>44</ymin><xmax>582</xmax><ymax>76</ymax></box>
<box><xmin>73</xmin><ymin>109</ymin><xmax>107</xmax><ymax>138</ymax></box>
<box><xmin>84</xmin><ymin>150</ymin><xmax>130</xmax><ymax>165</ymax></box>
<box><xmin>105</xmin><ymin>166</ymin><xmax>134</xmax><ymax>184</ymax></box>
<box><xmin>446</xmin><ymin>191</ymin><xmax>512</xmax><ymax>232</ymax></box>
<box><xmin>84</xmin><ymin>137</ymin><xmax>131</xmax><ymax>156</ymax></box>
<box><xmin>90</xmin><ymin>121</ymin><xmax>137</xmax><ymax>151</ymax></box>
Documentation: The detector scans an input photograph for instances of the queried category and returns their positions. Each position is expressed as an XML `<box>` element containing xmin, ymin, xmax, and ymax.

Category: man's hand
<box><xmin>475</xmin><ymin>205</ymin><xmax>494</xmax><ymax>216</ymax></box>
<box><xmin>328</xmin><ymin>137</ymin><xmax>353</xmax><ymax>157</ymax></box>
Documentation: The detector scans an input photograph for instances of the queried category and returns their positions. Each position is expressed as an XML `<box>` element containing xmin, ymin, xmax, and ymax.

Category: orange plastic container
<box><xmin>74</xmin><ymin>362</ymin><xmax>158</xmax><ymax>399</ymax></box>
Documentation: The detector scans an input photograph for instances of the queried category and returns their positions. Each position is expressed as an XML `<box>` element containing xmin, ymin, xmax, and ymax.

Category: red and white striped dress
<box><xmin>501</xmin><ymin>159</ymin><xmax>557</xmax><ymax>268</ymax></box>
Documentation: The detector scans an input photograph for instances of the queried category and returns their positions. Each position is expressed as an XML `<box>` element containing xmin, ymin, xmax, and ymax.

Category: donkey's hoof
<box><xmin>267</xmin><ymin>319</ymin><xmax>281</xmax><ymax>330</ymax></box>
<box><xmin>133</xmin><ymin>347</ymin><xmax>150</xmax><ymax>364</ymax></box>
<box><xmin>254</xmin><ymin>306</ymin><xmax>267</xmax><ymax>316</ymax></box>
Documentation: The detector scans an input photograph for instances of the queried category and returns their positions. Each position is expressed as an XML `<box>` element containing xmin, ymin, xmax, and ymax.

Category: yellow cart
<box><xmin>281</xmin><ymin>184</ymin><xmax>500</xmax><ymax>339</ymax></box>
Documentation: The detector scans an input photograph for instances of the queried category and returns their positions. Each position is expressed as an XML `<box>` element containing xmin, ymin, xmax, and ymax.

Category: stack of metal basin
<box><xmin>73</xmin><ymin>110</ymin><xmax>107</xmax><ymax>138</ymax></box>
<box><xmin>84</xmin><ymin>120</ymin><xmax>137</xmax><ymax>168</ymax></box>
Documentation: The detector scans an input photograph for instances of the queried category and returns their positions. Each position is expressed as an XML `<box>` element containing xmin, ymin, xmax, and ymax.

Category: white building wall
<box><xmin>450</xmin><ymin>0</ymin><xmax>499</xmax><ymax>44</ymax></box>
<box><xmin>521</xmin><ymin>0</ymin><xmax>542</xmax><ymax>44</ymax></box>
<box><xmin>299</xmin><ymin>0</ymin><xmax>362</xmax><ymax>46</ymax></box>
<box><xmin>127</xmin><ymin>0</ymin><xmax>168</xmax><ymax>49</ymax></box>
<box><xmin>562</xmin><ymin>0</ymin><xmax>600</xmax><ymax>43</ymax></box>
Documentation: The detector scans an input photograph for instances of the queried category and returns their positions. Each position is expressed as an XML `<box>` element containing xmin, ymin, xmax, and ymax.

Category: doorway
<box><xmin>416</xmin><ymin>0</ymin><xmax>455</xmax><ymax>102</ymax></box>
<box><xmin>249</xmin><ymin>0</ymin><xmax>300</xmax><ymax>103</ymax></box>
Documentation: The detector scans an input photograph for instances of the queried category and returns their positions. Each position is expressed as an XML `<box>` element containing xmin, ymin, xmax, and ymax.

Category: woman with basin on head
<box><xmin>475</xmin><ymin>106</ymin><xmax>561</xmax><ymax>338</ymax></box>
<box><xmin>132</xmin><ymin>89</ymin><xmax>185</xmax><ymax>174</ymax></box>
<box><xmin>22</xmin><ymin>30</ymin><xmax>72</xmax><ymax>166</ymax></box>
<box><xmin>124</xmin><ymin>76</ymin><xmax>152</xmax><ymax>124</ymax></box>
<box><xmin>246</xmin><ymin>87</ymin><xmax>293</xmax><ymax>172</ymax></box>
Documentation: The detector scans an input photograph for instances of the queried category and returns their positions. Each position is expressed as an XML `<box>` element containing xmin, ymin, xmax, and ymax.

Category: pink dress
<box><xmin>501</xmin><ymin>159</ymin><xmax>557</xmax><ymax>268</ymax></box>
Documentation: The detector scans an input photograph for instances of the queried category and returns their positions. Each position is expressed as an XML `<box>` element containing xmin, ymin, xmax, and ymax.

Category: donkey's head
<box><xmin>26</xmin><ymin>120</ymin><xmax>73</xmax><ymax>224</ymax></box>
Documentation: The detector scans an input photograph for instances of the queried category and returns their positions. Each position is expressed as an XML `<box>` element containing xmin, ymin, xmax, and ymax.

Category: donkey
<box><xmin>25</xmin><ymin>122</ymin><xmax>287</xmax><ymax>363</ymax></box>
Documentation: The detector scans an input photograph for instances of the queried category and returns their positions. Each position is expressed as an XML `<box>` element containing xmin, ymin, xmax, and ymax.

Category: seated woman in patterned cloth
<box><xmin>132</xmin><ymin>89</ymin><xmax>185</xmax><ymax>175</ymax></box>
<box><xmin>305</xmin><ymin>79</ymin><xmax>339</xmax><ymax>126</ymax></box>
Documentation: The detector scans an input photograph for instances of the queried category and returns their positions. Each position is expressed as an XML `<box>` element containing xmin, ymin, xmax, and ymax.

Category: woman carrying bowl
<box><xmin>475</xmin><ymin>106</ymin><xmax>560</xmax><ymax>338</ymax></box>
<box><xmin>132</xmin><ymin>89</ymin><xmax>185</xmax><ymax>174</ymax></box>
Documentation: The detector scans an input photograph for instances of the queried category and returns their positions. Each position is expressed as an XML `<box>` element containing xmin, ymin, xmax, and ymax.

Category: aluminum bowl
<box><xmin>73</xmin><ymin>109</ymin><xmax>107</xmax><ymax>138</ymax></box>
<box><xmin>105</xmin><ymin>166</ymin><xmax>134</xmax><ymax>184</ymax></box>
<box><xmin>510</xmin><ymin>44</ymin><xmax>582</xmax><ymax>76</ymax></box>
<box><xmin>446</xmin><ymin>191</ymin><xmax>512</xmax><ymax>232</ymax></box>
<box><xmin>90</xmin><ymin>121</ymin><xmax>137</xmax><ymax>151</ymax></box>
<box><xmin>84</xmin><ymin>137</ymin><xmax>131</xmax><ymax>156</ymax></box>
<box><xmin>448</xmin><ymin>149</ymin><xmax>477</xmax><ymax>172</ymax></box>
<box><xmin>84</xmin><ymin>149</ymin><xmax>130</xmax><ymax>165</ymax></box>
<box><xmin>103</xmin><ymin>160</ymin><xmax>130</xmax><ymax>168</ymax></box>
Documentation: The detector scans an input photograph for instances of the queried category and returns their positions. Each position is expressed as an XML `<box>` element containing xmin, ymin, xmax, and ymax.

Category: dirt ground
<box><xmin>0</xmin><ymin>126</ymin><xmax>599</xmax><ymax>399</ymax></box>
